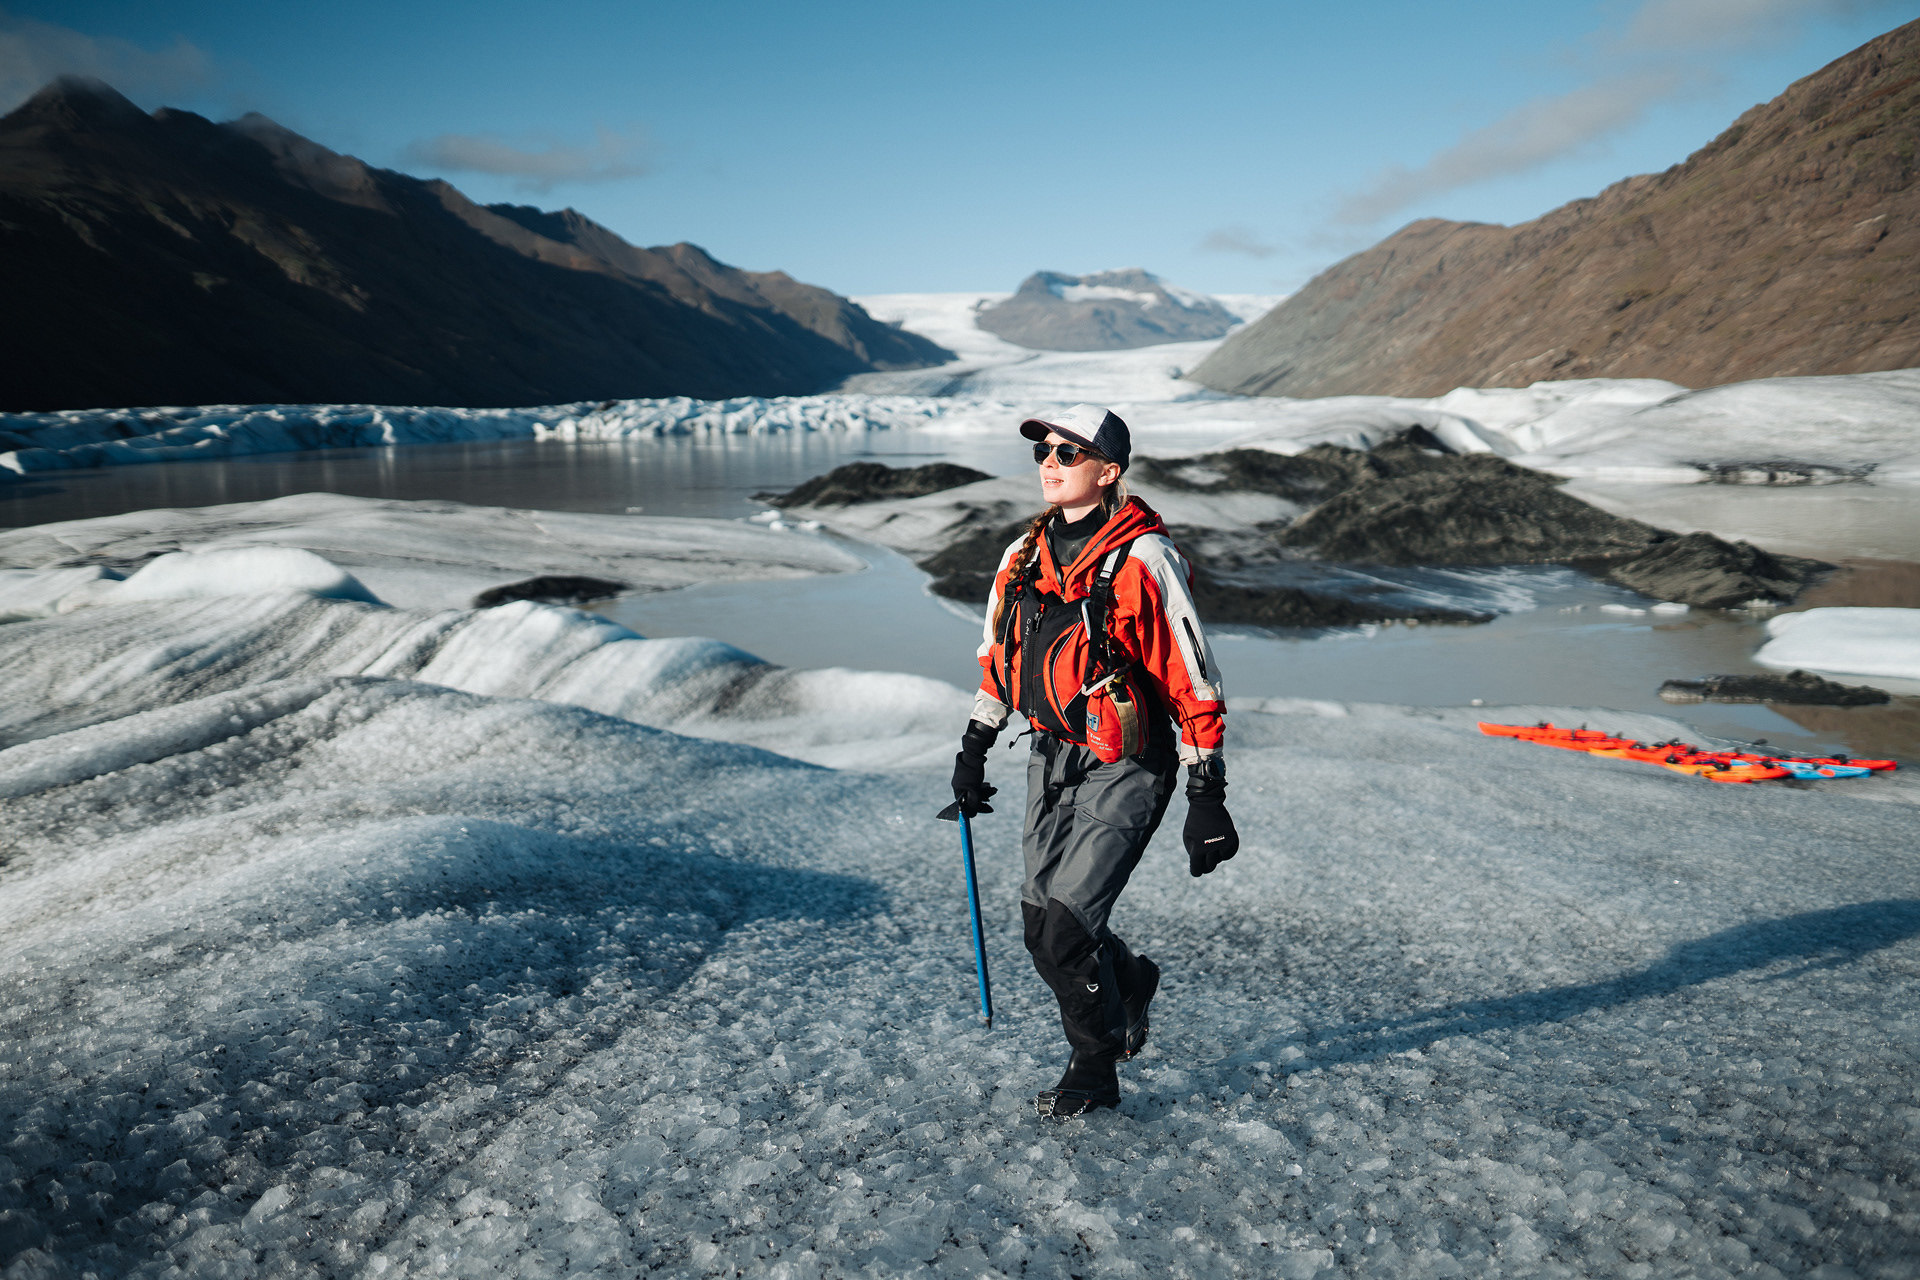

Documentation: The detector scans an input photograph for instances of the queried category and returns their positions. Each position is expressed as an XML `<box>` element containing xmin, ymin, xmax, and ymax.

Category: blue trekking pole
<box><xmin>957</xmin><ymin>811</ymin><xmax>994</xmax><ymax>1027</ymax></box>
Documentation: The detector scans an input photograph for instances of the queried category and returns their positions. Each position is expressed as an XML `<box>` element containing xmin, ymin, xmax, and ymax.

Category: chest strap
<box><xmin>1084</xmin><ymin>543</ymin><xmax>1133</xmax><ymax>670</ymax></box>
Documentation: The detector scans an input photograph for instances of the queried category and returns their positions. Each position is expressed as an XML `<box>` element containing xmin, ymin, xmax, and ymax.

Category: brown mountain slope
<box><xmin>0</xmin><ymin>80</ymin><xmax>948</xmax><ymax>412</ymax></box>
<box><xmin>1193</xmin><ymin>19</ymin><xmax>1920</xmax><ymax>398</ymax></box>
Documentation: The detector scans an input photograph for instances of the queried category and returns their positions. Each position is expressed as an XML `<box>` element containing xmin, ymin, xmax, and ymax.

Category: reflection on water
<box><xmin>1568</xmin><ymin>480</ymin><xmax>1920</xmax><ymax>564</ymax></box>
<box><xmin>0</xmin><ymin>432</ymin><xmax>1037</xmax><ymax>530</ymax></box>
<box><xmin>1217</xmin><ymin>561</ymin><xmax>1564</xmax><ymax>619</ymax></box>
<box><xmin>5</xmin><ymin>435</ymin><xmax>1914</xmax><ymax>763</ymax></box>
<box><xmin>607</xmin><ymin>546</ymin><xmax>1917</xmax><ymax>762</ymax></box>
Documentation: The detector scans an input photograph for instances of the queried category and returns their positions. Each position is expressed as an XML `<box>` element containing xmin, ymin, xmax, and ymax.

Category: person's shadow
<box><xmin>1278</xmin><ymin>899</ymin><xmax>1920</xmax><ymax>1066</ymax></box>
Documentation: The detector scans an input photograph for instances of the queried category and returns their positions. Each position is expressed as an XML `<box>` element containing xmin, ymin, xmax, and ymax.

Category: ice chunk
<box><xmin>116</xmin><ymin>546</ymin><xmax>380</xmax><ymax>604</ymax></box>
<box><xmin>0</xmin><ymin>566</ymin><xmax>117</xmax><ymax>620</ymax></box>
<box><xmin>243</xmin><ymin>1184</ymin><xmax>293</xmax><ymax>1224</ymax></box>
<box><xmin>1757</xmin><ymin>607</ymin><xmax>1920</xmax><ymax>681</ymax></box>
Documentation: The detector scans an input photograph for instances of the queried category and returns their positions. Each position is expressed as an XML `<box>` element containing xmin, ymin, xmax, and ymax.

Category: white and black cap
<box><xmin>1019</xmin><ymin>403</ymin><xmax>1131</xmax><ymax>474</ymax></box>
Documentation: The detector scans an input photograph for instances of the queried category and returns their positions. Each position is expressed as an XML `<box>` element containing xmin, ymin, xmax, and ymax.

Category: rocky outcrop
<box><xmin>1274</xmin><ymin>451</ymin><xmax>1664</xmax><ymax>566</ymax></box>
<box><xmin>1194</xmin><ymin>19</ymin><xmax>1920</xmax><ymax>398</ymax></box>
<box><xmin>760</xmin><ymin>461</ymin><xmax>992</xmax><ymax>508</ymax></box>
<box><xmin>473</xmin><ymin>576</ymin><xmax>628</xmax><ymax>609</ymax></box>
<box><xmin>975</xmin><ymin>269</ymin><xmax>1240</xmax><ymax>351</ymax></box>
<box><xmin>1659</xmin><ymin>670</ymin><xmax>1891</xmax><ymax>706</ymax></box>
<box><xmin>809</xmin><ymin>433</ymin><xmax>1830</xmax><ymax>622</ymax></box>
<box><xmin>1267</xmin><ymin>439</ymin><xmax>1829</xmax><ymax>607</ymax></box>
<box><xmin>0</xmin><ymin>79</ymin><xmax>950</xmax><ymax>411</ymax></box>
<box><xmin>1183</xmin><ymin>572</ymin><xmax>1493</xmax><ymax>628</ymax></box>
<box><xmin>912</xmin><ymin>516</ymin><xmax>1493</xmax><ymax>627</ymax></box>
<box><xmin>1605</xmin><ymin>534</ymin><xmax>1828</xmax><ymax>610</ymax></box>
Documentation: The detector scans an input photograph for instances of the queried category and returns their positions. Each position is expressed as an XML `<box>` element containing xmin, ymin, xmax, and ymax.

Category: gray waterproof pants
<box><xmin>1022</xmin><ymin>734</ymin><xmax>1176</xmax><ymax>1056</ymax></box>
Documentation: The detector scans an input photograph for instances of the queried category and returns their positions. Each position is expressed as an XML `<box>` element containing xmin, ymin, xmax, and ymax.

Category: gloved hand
<box><xmin>1183</xmin><ymin>761</ymin><xmax>1239</xmax><ymax>876</ymax></box>
<box><xmin>937</xmin><ymin>720</ymin><xmax>1000</xmax><ymax>820</ymax></box>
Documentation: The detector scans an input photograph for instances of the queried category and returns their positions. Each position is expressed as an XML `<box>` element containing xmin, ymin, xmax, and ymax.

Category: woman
<box><xmin>945</xmin><ymin>403</ymin><xmax>1239</xmax><ymax>1118</ymax></box>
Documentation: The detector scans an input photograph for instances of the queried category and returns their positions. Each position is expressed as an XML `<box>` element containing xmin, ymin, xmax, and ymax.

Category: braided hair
<box><xmin>990</xmin><ymin>504</ymin><xmax>1058</xmax><ymax>636</ymax></box>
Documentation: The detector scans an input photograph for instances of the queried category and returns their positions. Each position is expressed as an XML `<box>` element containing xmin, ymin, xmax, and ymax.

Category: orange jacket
<box><xmin>972</xmin><ymin>497</ymin><xmax>1224</xmax><ymax>762</ymax></box>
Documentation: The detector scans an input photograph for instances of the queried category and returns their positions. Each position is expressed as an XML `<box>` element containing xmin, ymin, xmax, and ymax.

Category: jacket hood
<box><xmin>1044</xmin><ymin>497</ymin><xmax>1166</xmax><ymax>598</ymax></box>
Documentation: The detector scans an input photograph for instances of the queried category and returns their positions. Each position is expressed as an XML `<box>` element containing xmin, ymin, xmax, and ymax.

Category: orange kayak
<box><xmin>1585</xmin><ymin>745</ymin><xmax>1789</xmax><ymax>782</ymax></box>
<box><xmin>1661</xmin><ymin>759</ymin><xmax>1791</xmax><ymax>783</ymax></box>
<box><xmin>1478</xmin><ymin>722</ymin><xmax>1895</xmax><ymax>781</ymax></box>
<box><xmin>1477</xmin><ymin>722</ymin><xmax>1631</xmax><ymax>751</ymax></box>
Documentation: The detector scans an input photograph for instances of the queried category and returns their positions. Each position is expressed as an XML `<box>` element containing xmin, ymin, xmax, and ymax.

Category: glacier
<box><xmin>2</xmin><ymin>486</ymin><xmax>1918</xmax><ymax>1274</ymax></box>
<box><xmin>6</xmin><ymin>293</ymin><xmax>1918</xmax><ymax>487</ymax></box>
<box><xmin>3</xmin><ymin>627</ymin><xmax>1916</xmax><ymax>1275</ymax></box>
<box><xmin>0</xmin><ymin>491</ymin><xmax>864</xmax><ymax>614</ymax></box>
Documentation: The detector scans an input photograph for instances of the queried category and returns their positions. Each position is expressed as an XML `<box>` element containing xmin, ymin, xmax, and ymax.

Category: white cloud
<box><xmin>1335</xmin><ymin>0</ymin><xmax>1906</xmax><ymax>225</ymax></box>
<box><xmin>0</xmin><ymin>10</ymin><xmax>212</xmax><ymax>112</ymax></box>
<box><xmin>1338</xmin><ymin>67</ymin><xmax>1685</xmax><ymax>225</ymax></box>
<box><xmin>1620</xmin><ymin>0</ymin><xmax>1894</xmax><ymax>51</ymax></box>
<box><xmin>1199</xmin><ymin>225</ymin><xmax>1278</xmax><ymax>258</ymax></box>
<box><xmin>403</xmin><ymin>127</ymin><xmax>650</xmax><ymax>192</ymax></box>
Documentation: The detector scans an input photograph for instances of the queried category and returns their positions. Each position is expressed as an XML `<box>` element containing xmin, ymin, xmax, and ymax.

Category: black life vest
<box><xmin>1004</xmin><ymin>542</ymin><xmax>1149</xmax><ymax>744</ymax></box>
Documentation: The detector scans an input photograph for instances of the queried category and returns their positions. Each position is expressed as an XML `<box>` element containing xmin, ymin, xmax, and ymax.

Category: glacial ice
<box><xmin>0</xmin><ymin>396</ymin><xmax>977</xmax><ymax>475</ymax></box>
<box><xmin>0</xmin><ymin>589</ymin><xmax>969</xmax><ymax>771</ymax></box>
<box><xmin>114</xmin><ymin>546</ymin><xmax>380</xmax><ymax>605</ymax></box>
<box><xmin>3</xmin><ymin>553</ymin><xmax>1918</xmax><ymax>1276</ymax></box>
<box><xmin>1756</xmin><ymin>606</ymin><xmax>1920</xmax><ymax>682</ymax></box>
<box><xmin>0</xmin><ymin>491</ymin><xmax>864</xmax><ymax>613</ymax></box>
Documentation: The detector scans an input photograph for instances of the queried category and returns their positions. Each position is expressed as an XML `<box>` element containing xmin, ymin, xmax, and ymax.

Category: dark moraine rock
<box><xmin>1267</xmin><ymin>435</ymin><xmax>1832</xmax><ymax>607</ymax></box>
<box><xmin>1276</xmin><ymin>449</ymin><xmax>1664</xmax><ymax>566</ymax></box>
<box><xmin>879</xmin><ymin>428</ymin><xmax>1828</xmax><ymax>623</ymax></box>
<box><xmin>761</xmin><ymin>461</ymin><xmax>992</xmax><ymax>508</ymax></box>
<box><xmin>1126</xmin><ymin>447</ymin><xmax>1369</xmax><ymax>504</ymax></box>
<box><xmin>473</xmin><ymin>576</ymin><xmax>628</xmax><ymax>608</ymax></box>
<box><xmin>916</xmin><ymin>514</ymin><xmax>1491</xmax><ymax>627</ymax></box>
<box><xmin>1692</xmin><ymin>460</ymin><xmax>1877</xmax><ymax>486</ymax></box>
<box><xmin>1604</xmin><ymin>533</ymin><xmax>1830</xmax><ymax>609</ymax></box>
<box><xmin>917</xmin><ymin>521</ymin><xmax>1032</xmax><ymax>605</ymax></box>
<box><xmin>1185</xmin><ymin>570</ymin><xmax>1493</xmax><ymax>628</ymax></box>
<box><xmin>1659</xmin><ymin>670</ymin><xmax>1891</xmax><ymax>706</ymax></box>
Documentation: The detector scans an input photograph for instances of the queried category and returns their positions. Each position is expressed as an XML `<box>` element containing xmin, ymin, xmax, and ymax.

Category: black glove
<box><xmin>1183</xmin><ymin>761</ymin><xmax>1239</xmax><ymax>876</ymax></box>
<box><xmin>937</xmin><ymin>720</ymin><xmax>1000</xmax><ymax>820</ymax></box>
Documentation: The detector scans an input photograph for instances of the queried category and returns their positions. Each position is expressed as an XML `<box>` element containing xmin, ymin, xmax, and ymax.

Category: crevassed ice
<box><xmin>0</xmin><ymin>590</ymin><xmax>970</xmax><ymax>771</ymax></box>
<box><xmin>9</xmin><ymin>354</ymin><xmax>1920</xmax><ymax>484</ymax></box>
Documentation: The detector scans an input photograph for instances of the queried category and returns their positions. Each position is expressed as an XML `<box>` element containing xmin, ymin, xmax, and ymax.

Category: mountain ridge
<box><xmin>1192</xmin><ymin>20</ymin><xmax>1920</xmax><ymax>398</ymax></box>
<box><xmin>0</xmin><ymin>77</ymin><xmax>949</xmax><ymax>411</ymax></box>
<box><xmin>975</xmin><ymin>267</ymin><xmax>1240</xmax><ymax>351</ymax></box>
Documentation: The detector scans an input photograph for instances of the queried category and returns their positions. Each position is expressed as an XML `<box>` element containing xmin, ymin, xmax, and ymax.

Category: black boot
<box><xmin>1098</xmin><ymin>932</ymin><xmax>1159</xmax><ymax>1060</ymax></box>
<box><xmin>1035</xmin><ymin>1049</ymin><xmax>1121</xmax><ymax>1118</ymax></box>
<box><xmin>1121</xmin><ymin>952</ymin><xmax>1159</xmax><ymax>1060</ymax></box>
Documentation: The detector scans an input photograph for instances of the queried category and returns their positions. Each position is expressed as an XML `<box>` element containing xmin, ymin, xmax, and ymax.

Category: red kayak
<box><xmin>1478</xmin><ymin>722</ymin><xmax>1898</xmax><ymax>777</ymax></box>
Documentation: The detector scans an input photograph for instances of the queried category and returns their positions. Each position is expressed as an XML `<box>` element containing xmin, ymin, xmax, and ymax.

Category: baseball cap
<box><xmin>1018</xmin><ymin>404</ymin><xmax>1131</xmax><ymax>474</ymax></box>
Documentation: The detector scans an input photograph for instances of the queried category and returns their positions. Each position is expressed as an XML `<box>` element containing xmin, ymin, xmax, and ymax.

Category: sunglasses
<box><xmin>1033</xmin><ymin>441</ymin><xmax>1094</xmax><ymax>466</ymax></box>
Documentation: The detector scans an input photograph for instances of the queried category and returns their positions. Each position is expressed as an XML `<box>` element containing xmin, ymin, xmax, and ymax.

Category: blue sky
<box><xmin>2</xmin><ymin>1</ymin><xmax>1909</xmax><ymax>297</ymax></box>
